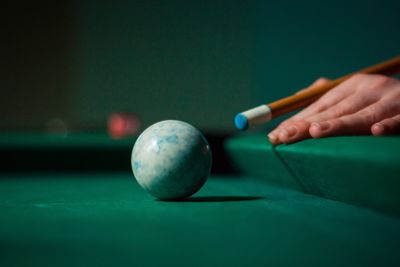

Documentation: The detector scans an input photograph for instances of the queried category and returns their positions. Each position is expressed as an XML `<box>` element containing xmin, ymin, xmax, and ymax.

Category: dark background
<box><xmin>2</xmin><ymin>0</ymin><xmax>400</xmax><ymax>133</ymax></box>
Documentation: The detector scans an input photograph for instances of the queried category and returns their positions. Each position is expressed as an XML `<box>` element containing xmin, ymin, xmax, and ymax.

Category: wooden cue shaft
<box><xmin>268</xmin><ymin>56</ymin><xmax>400</xmax><ymax>118</ymax></box>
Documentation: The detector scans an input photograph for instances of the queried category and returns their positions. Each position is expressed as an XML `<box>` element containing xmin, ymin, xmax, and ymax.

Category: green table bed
<box><xmin>0</xmin><ymin>133</ymin><xmax>399</xmax><ymax>267</ymax></box>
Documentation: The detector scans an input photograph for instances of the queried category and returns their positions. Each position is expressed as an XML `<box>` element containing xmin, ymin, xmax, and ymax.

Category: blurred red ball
<box><xmin>108</xmin><ymin>113</ymin><xmax>141</xmax><ymax>139</ymax></box>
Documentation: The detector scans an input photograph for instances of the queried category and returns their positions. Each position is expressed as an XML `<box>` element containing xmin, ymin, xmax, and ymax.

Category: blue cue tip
<box><xmin>234</xmin><ymin>114</ymin><xmax>248</xmax><ymax>131</ymax></box>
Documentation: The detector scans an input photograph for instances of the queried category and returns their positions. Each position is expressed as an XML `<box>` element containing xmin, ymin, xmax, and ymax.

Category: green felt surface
<box><xmin>1</xmin><ymin>173</ymin><xmax>400</xmax><ymax>267</ymax></box>
<box><xmin>225</xmin><ymin>134</ymin><xmax>299</xmax><ymax>190</ymax></box>
<box><xmin>225</xmin><ymin>134</ymin><xmax>400</xmax><ymax>215</ymax></box>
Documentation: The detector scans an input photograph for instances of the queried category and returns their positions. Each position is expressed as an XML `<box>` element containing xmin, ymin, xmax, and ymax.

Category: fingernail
<box><xmin>372</xmin><ymin>123</ymin><xmax>385</xmax><ymax>135</ymax></box>
<box><xmin>279</xmin><ymin>129</ymin><xmax>289</xmax><ymax>139</ymax></box>
<box><xmin>268</xmin><ymin>133</ymin><xmax>277</xmax><ymax>143</ymax></box>
<box><xmin>312</xmin><ymin>122</ymin><xmax>330</xmax><ymax>131</ymax></box>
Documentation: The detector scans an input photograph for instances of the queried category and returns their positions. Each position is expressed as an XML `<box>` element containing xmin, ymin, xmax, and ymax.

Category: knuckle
<box><xmin>329</xmin><ymin>118</ymin><xmax>346</xmax><ymax>132</ymax></box>
<box><xmin>315</xmin><ymin>103</ymin><xmax>328</xmax><ymax>113</ymax></box>
<box><xmin>329</xmin><ymin>118</ymin><xmax>344</xmax><ymax>129</ymax></box>
<box><xmin>350</xmin><ymin>74</ymin><xmax>394</xmax><ymax>94</ymax></box>
<box><xmin>370</xmin><ymin>74</ymin><xmax>397</xmax><ymax>89</ymax></box>
<box><xmin>392</xmin><ymin>115</ymin><xmax>400</xmax><ymax>124</ymax></box>
<box><xmin>359</xmin><ymin>106</ymin><xmax>380</xmax><ymax>124</ymax></box>
<box><xmin>365</xmin><ymin>112</ymin><xmax>378</xmax><ymax>124</ymax></box>
<box><xmin>316</xmin><ymin>77</ymin><xmax>329</xmax><ymax>83</ymax></box>
<box><xmin>311</xmin><ymin>96</ymin><xmax>332</xmax><ymax>113</ymax></box>
<box><xmin>382</xmin><ymin>91</ymin><xmax>400</xmax><ymax>107</ymax></box>
<box><xmin>281</xmin><ymin>119</ymin><xmax>294</xmax><ymax>126</ymax></box>
<box><xmin>371</xmin><ymin>74</ymin><xmax>392</xmax><ymax>87</ymax></box>
<box><xmin>351</xmin><ymin>73</ymin><xmax>368</xmax><ymax>81</ymax></box>
<box><xmin>325</xmin><ymin>107</ymin><xmax>344</xmax><ymax>118</ymax></box>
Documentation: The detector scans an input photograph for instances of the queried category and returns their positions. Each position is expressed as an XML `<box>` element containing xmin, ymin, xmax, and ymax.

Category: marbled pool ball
<box><xmin>131</xmin><ymin>120</ymin><xmax>212</xmax><ymax>200</ymax></box>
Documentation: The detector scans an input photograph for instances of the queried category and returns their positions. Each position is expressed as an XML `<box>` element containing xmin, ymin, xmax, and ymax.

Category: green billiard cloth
<box><xmin>0</xmin><ymin>173</ymin><xmax>400</xmax><ymax>266</ymax></box>
<box><xmin>225</xmin><ymin>134</ymin><xmax>400</xmax><ymax>215</ymax></box>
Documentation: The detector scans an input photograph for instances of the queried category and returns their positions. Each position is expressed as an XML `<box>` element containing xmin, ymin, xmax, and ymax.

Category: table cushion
<box><xmin>225</xmin><ymin>134</ymin><xmax>400</xmax><ymax>215</ymax></box>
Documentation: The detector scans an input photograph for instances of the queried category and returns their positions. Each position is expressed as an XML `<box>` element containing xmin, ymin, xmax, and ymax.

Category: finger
<box><xmin>268</xmin><ymin>78</ymin><xmax>332</xmax><ymax>142</ymax></box>
<box><xmin>290</xmin><ymin>78</ymin><xmax>332</xmax><ymax>120</ymax></box>
<box><xmin>371</xmin><ymin>114</ymin><xmax>400</xmax><ymax>136</ymax></box>
<box><xmin>268</xmin><ymin>128</ymin><xmax>283</xmax><ymax>145</ymax></box>
<box><xmin>294</xmin><ymin>77</ymin><xmax>330</xmax><ymax>95</ymax></box>
<box><xmin>304</xmin><ymin>75</ymin><xmax>389</xmax><ymax>123</ymax></box>
<box><xmin>268</xmin><ymin>118</ymin><xmax>308</xmax><ymax>144</ymax></box>
<box><xmin>267</xmin><ymin>119</ymin><xmax>298</xmax><ymax>144</ymax></box>
<box><xmin>305</xmin><ymin>90</ymin><xmax>378</xmax><ymax>123</ymax></box>
<box><xmin>268</xmin><ymin>134</ymin><xmax>280</xmax><ymax>145</ymax></box>
<box><xmin>309</xmin><ymin>103</ymin><xmax>387</xmax><ymax>138</ymax></box>
<box><xmin>309</xmin><ymin>116</ymin><xmax>369</xmax><ymax>138</ymax></box>
<box><xmin>271</xmin><ymin>81</ymin><xmax>354</xmax><ymax>143</ymax></box>
<box><xmin>292</xmin><ymin>77</ymin><xmax>356</xmax><ymax>120</ymax></box>
<box><xmin>277</xmin><ymin>120</ymin><xmax>311</xmax><ymax>144</ymax></box>
<box><xmin>314</xmin><ymin>77</ymin><xmax>330</xmax><ymax>85</ymax></box>
<box><xmin>269</xmin><ymin>120</ymin><xmax>312</xmax><ymax>145</ymax></box>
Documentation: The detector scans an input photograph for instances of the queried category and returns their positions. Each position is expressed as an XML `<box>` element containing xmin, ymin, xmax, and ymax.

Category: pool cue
<box><xmin>235</xmin><ymin>56</ymin><xmax>400</xmax><ymax>130</ymax></box>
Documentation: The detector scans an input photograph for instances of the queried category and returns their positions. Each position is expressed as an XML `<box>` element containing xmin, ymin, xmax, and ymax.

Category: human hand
<box><xmin>268</xmin><ymin>74</ymin><xmax>400</xmax><ymax>145</ymax></box>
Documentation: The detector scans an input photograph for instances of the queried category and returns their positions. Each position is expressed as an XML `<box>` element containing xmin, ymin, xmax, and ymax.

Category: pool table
<box><xmin>1</xmin><ymin>133</ymin><xmax>400</xmax><ymax>267</ymax></box>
